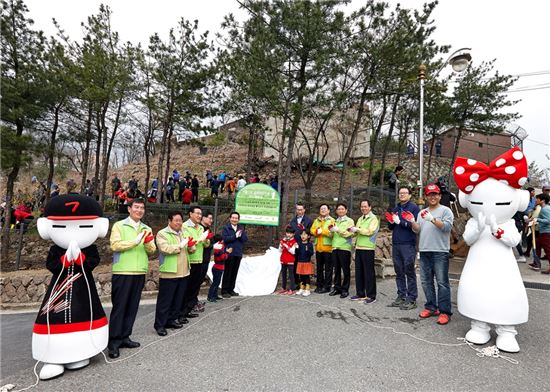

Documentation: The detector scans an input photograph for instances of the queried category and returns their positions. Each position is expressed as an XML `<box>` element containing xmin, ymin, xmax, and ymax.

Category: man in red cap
<box><xmin>402</xmin><ymin>184</ymin><xmax>454</xmax><ymax>325</ymax></box>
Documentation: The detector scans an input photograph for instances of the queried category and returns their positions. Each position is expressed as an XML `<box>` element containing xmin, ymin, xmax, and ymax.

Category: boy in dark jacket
<box><xmin>208</xmin><ymin>234</ymin><xmax>231</xmax><ymax>302</ymax></box>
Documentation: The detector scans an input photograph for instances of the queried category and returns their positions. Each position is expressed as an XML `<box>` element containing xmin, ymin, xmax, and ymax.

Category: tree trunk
<box><xmin>379</xmin><ymin>96</ymin><xmax>400</xmax><ymax>186</ymax></box>
<box><xmin>366</xmin><ymin>96</ymin><xmax>388</xmax><ymax>193</ymax></box>
<box><xmin>337</xmin><ymin>85</ymin><xmax>369</xmax><ymax>200</ymax></box>
<box><xmin>46</xmin><ymin>103</ymin><xmax>62</xmax><ymax>203</ymax></box>
<box><xmin>99</xmin><ymin>97</ymin><xmax>123</xmax><ymax>207</ymax></box>
<box><xmin>447</xmin><ymin>127</ymin><xmax>463</xmax><ymax>188</ymax></box>
<box><xmin>80</xmin><ymin>103</ymin><xmax>94</xmax><ymax>193</ymax></box>
<box><xmin>164</xmin><ymin>125</ymin><xmax>174</xmax><ymax>188</ymax></box>
<box><xmin>0</xmin><ymin>119</ymin><xmax>25</xmax><ymax>262</ymax></box>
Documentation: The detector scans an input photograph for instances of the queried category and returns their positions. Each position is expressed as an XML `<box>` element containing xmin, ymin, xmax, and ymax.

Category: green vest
<box><xmin>355</xmin><ymin>213</ymin><xmax>379</xmax><ymax>250</ymax></box>
<box><xmin>183</xmin><ymin>220</ymin><xmax>205</xmax><ymax>264</ymax></box>
<box><xmin>313</xmin><ymin>217</ymin><xmax>335</xmax><ymax>247</ymax></box>
<box><xmin>331</xmin><ymin>216</ymin><xmax>354</xmax><ymax>251</ymax></box>
<box><xmin>112</xmin><ymin>219</ymin><xmax>151</xmax><ymax>273</ymax></box>
<box><xmin>158</xmin><ymin>227</ymin><xmax>179</xmax><ymax>273</ymax></box>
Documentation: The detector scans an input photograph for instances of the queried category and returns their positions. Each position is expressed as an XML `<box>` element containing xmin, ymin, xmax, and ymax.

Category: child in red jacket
<box><xmin>276</xmin><ymin>226</ymin><xmax>298</xmax><ymax>295</ymax></box>
<box><xmin>208</xmin><ymin>234</ymin><xmax>231</xmax><ymax>302</ymax></box>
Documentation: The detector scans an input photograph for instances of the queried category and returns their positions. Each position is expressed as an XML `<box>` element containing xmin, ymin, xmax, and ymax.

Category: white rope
<box><xmin>458</xmin><ymin>338</ymin><xmax>519</xmax><ymax>364</ymax></box>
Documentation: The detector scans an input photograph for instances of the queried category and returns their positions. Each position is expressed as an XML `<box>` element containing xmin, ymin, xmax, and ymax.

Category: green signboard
<box><xmin>235</xmin><ymin>183</ymin><xmax>280</xmax><ymax>226</ymax></box>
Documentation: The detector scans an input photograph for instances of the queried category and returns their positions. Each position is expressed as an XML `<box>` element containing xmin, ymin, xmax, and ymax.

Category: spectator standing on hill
<box><xmin>218</xmin><ymin>171</ymin><xmax>226</xmax><ymax>193</ymax></box>
<box><xmin>387</xmin><ymin>166</ymin><xmax>404</xmax><ymax>210</ymax></box>
<box><xmin>206</xmin><ymin>170</ymin><xmax>213</xmax><ymax>188</ymax></box>
<box><xmin>211</xmin><ymin>175</ymin><xmax>220</xmax><ymax>198</ymax></box>
<box><xmin>165</xmin><ymin>178</ymin><xmax>175</xmax><ymax>203</ymax></box>
<box><xmin>191</xmin><ymin>175</ymin><xmax>200</xmax><ymax>202</ymax></box>
<box><xmin>111</xmin><ymin>173</ymin><xmax>122</xmax><ymax>199</ymax></box>
<box><xmin>236</xmin><ymin>176</ymin><xmax>247</xmax><ymax>192</ymax></box>
<box><xmin>172</xmin><ymin>169</ymin><xmax>180</xmax><ymax>183</ymax></box>
<box><xmin>225</xmin><ymin>177</ymin><xmax>236</xmax><ymax>199</ymax></box>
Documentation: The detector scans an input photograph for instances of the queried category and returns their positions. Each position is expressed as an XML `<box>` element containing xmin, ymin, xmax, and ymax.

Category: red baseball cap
<box><xmin>424</xmin><ymin>184</ymin><xmax>441</xmax><ymax>195</ymax></box>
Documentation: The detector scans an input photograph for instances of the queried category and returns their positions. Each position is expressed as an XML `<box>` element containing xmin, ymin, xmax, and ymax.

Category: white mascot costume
<box><xmin>34</xmin><ymin>194</ymin><xmax>109</xmax><ymax>379</ymax></box>
<box><xmin>454</xmin><ymin>147</ymin><xmax>529</xmax><ymax>353</ymax></box>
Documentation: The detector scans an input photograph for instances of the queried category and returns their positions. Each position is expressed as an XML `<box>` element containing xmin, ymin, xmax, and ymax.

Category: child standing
<box><xmin>208</xmin><ymin>234</ymin><xmax>231</xmax><ymax>302</ymax></box>
<box><xmin>295</xmin><ymin>230</ymin><xmax>315</xmax><ymax>296</ymax></box>
<box><xmin>276</xmin><ymin>227</ymin><xmax>298</xmax><ymax>295</ymax></box>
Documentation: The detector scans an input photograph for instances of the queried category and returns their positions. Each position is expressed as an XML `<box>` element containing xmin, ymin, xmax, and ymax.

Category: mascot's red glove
<box><xmin>206</xmin><ymin>230</ymin><xmax>215</xmax><ymax>240</ymax></box>
<box><xmin>401</xmin><ymin>211</ymin><xmax>415</xmax><ymax>223</ymax></box>
<box><xmin>143</xmin><ymin>231</ymin><xmax>155</xmax><ymax>244</ymax></box>
<box><xmin>384</xmin><ymin>212</ymin><xmax>394</xmax><ymax>224</ymax></box>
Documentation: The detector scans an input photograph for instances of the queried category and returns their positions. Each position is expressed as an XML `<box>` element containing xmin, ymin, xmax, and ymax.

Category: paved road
<box><xmin>1</xmin><ymin>279</ymin><xmax>549</xmax><ymax>391</ymax></box>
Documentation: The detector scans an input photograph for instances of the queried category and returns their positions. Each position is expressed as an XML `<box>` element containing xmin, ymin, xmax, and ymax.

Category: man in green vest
<box><xmin>180</xmin><ymin>206</ymin><xmax>210</xmax><ymax>321</ymax></box>
<box><xmin>154</xmin><ymin>211</ymin><xmax>191</xmax><ymax>336</ymax></box>
<box><xmin>350</xmin><ymin>199</ymin><xmax>380</xmax><ymax>304</ymax></box>
<box><xmin>108</xmin><ymin>198</ymin><xmax>156</xmax><ymax>359</ymax></box>
<box><xmin>329</xmin><ymin>203</ymin><xmax>355</xmax><ymax>298</ymax></box>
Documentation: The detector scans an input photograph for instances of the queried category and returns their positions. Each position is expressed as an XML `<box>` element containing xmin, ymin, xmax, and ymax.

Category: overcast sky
<box><xmin>24</xmin><ymin>0</ymin><xmax>550</xmax><ymax>171</ymax></box>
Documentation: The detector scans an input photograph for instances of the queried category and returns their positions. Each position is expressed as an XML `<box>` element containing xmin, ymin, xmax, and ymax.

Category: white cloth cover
<box><xmin>207</xmin><ymin>247</ymin><xmax>281</xmax><ymax>296</ymax></box>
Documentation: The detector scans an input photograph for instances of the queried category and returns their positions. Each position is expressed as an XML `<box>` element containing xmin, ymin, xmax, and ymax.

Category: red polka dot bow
<box><xmin>453</xmin><ymin>147</ymin><xmax>528</xmax><ymax>194</ymax></box>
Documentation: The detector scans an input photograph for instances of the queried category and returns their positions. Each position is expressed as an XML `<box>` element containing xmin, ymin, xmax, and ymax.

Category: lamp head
<box><xmin>449</xmin><ymin>52</ymin><xmax>472</xmax><ymax>73</ymax></box>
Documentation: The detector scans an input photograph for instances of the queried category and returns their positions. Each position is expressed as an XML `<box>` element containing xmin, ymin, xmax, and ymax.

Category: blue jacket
<box><xmin>288</xmin><ymin>214</ymin><xmax>313</xmax><ymax>242</ymax></box>
<box><xmin>388</xmin><ymin>201</ymin><xmax>420</xmax><ymax>245</ymax></box>
<box><xmin>296</xmin><ymin>241</ymin><xmax>314</xmax><ymax>262</ymax></box>
<box><xmin>222</xmin><ymin>224</ymin><xmax>248</xmax><ymax>257</ymax></box>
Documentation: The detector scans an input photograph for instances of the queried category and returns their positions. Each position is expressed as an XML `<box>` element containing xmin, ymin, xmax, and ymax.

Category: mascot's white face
<box><xmin>458</xmin><ymin>178</ymin><xmax>529</xmax><ymax>224</ymax></box>
<box><xmin>37</xmin><ymin>217</ymin><xmax>109</xmax><ymax>249</ymax></box>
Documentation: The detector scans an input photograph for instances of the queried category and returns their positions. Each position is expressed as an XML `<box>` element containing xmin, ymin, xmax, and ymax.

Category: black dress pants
<box><xmin>154</xmin><ymin>277</ymin><xmax>188</xmax><ymax>329</ymax></box>
<box><xmin>222</xmin><ymin>255</ymin><xmax>242</xmax><ymax>294</ymax></box>
<box><xmin>109</xmin><ymin>274</ymin><xmax>145</xmax><ymax>349</ymax></box>
<box><xmin>181</xmin><ymin>263</ymin><xmax>203</xmax><ymax>316</ymax></box>
<box><xmin>332</xmin><ymin>249</ymin><xmax>351</xmax><ymax>293</ymax></box>
<box><xmin>315</xmin><ymin>251</ymin><xmax>333</xmax><ymax>290</ymax></box>
<box><xmin>355</xmin><ymin>249</ymin><xmax>376</xmax><ymax>299</ymax></box>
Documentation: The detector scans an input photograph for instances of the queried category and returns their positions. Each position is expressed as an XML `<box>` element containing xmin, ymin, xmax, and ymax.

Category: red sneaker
<box><xmin>275</xmin><ymin>289</ymin><xmax>287</xmax><ymax>295</ymax></box>
<box><xmin>437</xmin><ymin>313</ymin><xmax>450</xmax><ymax>325</ymax></box>
<box><xmin>419</xmin><ymin>308</ymin><xmax>440</xmax><ymax>318</ymax></box>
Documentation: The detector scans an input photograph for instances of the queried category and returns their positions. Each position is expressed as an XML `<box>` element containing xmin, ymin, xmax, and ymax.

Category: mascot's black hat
<box><xmin>44</xmin><ymin>194</ymin><xmax>103</xmax><ymax>220</ymax></box>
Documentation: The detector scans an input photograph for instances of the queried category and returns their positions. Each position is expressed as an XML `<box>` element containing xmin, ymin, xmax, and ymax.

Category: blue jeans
<box><xmin>208</xmin><ymin>268</ymin><xmax>223</xmax><ymax>300</ymax></box>
<box><xmin>419</xmin><ymin>252</ymin><xmax>452</xmax><ymax>315</ymax></box>
<box><xmin>392</xmin><ymin>243</ymin><xmax>417</xmax><ymax>301</ymax></box>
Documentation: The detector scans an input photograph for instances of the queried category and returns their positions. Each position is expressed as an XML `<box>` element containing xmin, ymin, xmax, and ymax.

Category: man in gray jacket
<box><xmin>404</xmin><ymin>184</ymin><xmax>454</xmax><ymax>325</ymax></box>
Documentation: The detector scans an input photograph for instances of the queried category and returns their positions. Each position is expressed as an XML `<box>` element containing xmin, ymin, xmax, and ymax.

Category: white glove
<box><xmin>288</xmin><ymin>245</ymin><xmax>296</xmax><ymax>255</ymax></box>
<box><xmin>523</xmin><ymin>215</ymin><xmax>529</xmax><ymax>222</ymax></box>
<box><xmin>476</xmin><ymin>212</ymin><xmax>486</xmax><ymax>232</ymax></box>
<box><xmin>529</xmin><ymin>218</ymin><xmax>538</xmax><ymax>227</ymax></box>
<box><xmin>65</xmin><ymin>240</ymin><xmax>80</xmax><ymax>262</ymax></box>
<box><xmin>349</xmin><ymin>226</ymin><xmax>359</xmax><ymax>233</ymax></box>
<box><xmin>487</xmin><ymin>214</ymin><xmax>499</xmax><ymax>234</ymax></box>
<box><xmin>316</xmin><ymin>227</ymin><xmax>322</xmax><ymax>236</ymax></box>
<box><xmin>420</xmin><ymin>209</ymin><xmax>434</xmax><ymax>222</ymax></box>
<box><xmin>213</xmin><ymin>242</ymin><xmax>223</xmax><ymax>250</ymax></box>
<box><xmin>135</xmin><ymin>231</ymin><xmax>145</xmax><ymax>245</ymax></box>
<box><xmin>329</xmin><ymin>225</ymin><xmax>338</xmax><ymax>233</ymax></box>
<box><xmin>179</xmin><ymin>238</ymin><xmax>189</xmax><ymax>249</ymax></box>
<box><xmin>199</xmin><ymin>230</ymin><xmax>209</xmax><ymax>242</ymax></box>
<box><xmin>236</xmin><ymin>230</ymin><xmax>242</xmax><ymax>238</ymax></box>
<box><xmin>392</xmin><ymin>214</ymin><xmax>401</xmax><ymax>225</ymax></box>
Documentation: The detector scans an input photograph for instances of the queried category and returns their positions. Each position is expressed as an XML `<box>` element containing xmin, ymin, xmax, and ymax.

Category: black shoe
<box><xmin>216</xmin><ymin>296</ymin><xmax>224</xmax><ymax>300</ymax></box>
<box><xmin>177</xmin><ymin>317</ymin><xmax>189</xmax><ymax>324</ymax></box>
<box><xmin>318</xmin><ymin>288</ymin><xmax>329</xmax><ymax>294</ymax></box>
<box><xmin>340</xmin><ymin>292</ymin><xmax>349</xmax><ymax>299</ymax></box>
<box><xmin>388</xmin><ymin>297</ymin><xmax>406</xmax><ymax>308</ymax></box>
<box><xmin>329</xmin><ymin>290</ymin><xmax>340</xmax><ymax>296</ymax></box>
<box><xmin>120</xmin><ymin>338</ymin><xmax>140</xmax><ymax>349</ymax></box>
<box><xmin>230</xmin><ymin>291</ymin><xmax>239</xmax><ymax>296</ymax></box>
<box><xmin>314</xmin><ymin>287</ymin><xmax>321</xmax><ymax>293</ymax></box>
<box><xmin>165</xmin><ymin>321</ymin><xmax>183</xmax><ymax>329</ymax></box>
<box><xmin>207</xmin><ymin>297</ymin><xmax>217</xmax><ymax>303</ymax></box>
<box><xmin>108</xmin><ymin>347</ymin><xmax>120</xmax><ymax>358</ymax></box>
<box><xmin>156</xmin><ymin>328</ymin><xmax>167</xmax><ymax>336</ymax></box>
<box><xmin>185</xmin><ymin>313</ymin><xmax>199</xmax><ymax>318</ymax></box>
<box><xmin>222</xmin><ymin>293</ymin><xmax>231</xmax><ymax>298</ymax></box>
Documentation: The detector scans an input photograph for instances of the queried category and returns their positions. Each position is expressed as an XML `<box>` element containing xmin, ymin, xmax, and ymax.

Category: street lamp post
<box><xmin>418</xmin><ymin>48</ymin><xmax>472</xmax><ymax>202</ymax></box>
